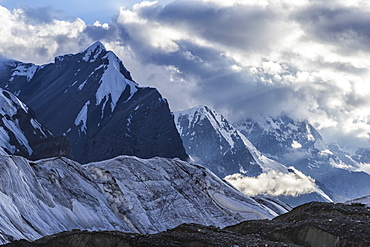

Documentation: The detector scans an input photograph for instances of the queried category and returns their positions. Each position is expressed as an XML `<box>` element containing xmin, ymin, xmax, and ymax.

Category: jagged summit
<box><xmin>174</xmin><ymin>106</ymin><xmax>332</xmax><ymax>206</ymax></box>
<box><xmin>81</xmin><ymin>41</ymin><xmax>107</xmax><ymax>64</ymax></box>
<box><xmin>0</xmin><ymin>42</ymin><xmax>188</xmax><ymax>163</ymax></box>
<box><xmin>237</xmin><ymin>115</ymin><xmax>370</xmax><ymax>202</ymax></box>
<box><xmin>85</xmin><ymin>41</ymin><xmax>106</xmax><ymax>52</ymax></box>
<box><xmin>174</xmin><ymin>105</ymin><xmax>284</xmax><ymax>177</ymax></box>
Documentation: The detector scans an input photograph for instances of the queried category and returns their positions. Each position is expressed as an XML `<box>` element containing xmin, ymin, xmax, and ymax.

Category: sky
<box><xmin>0</xmin><ymin>0</ymin><xmax>370</xmax><ymax>152</ymax></box>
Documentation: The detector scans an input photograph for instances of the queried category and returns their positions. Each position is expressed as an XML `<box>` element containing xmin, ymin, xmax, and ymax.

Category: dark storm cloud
<box><xmin>140</xmin><ymin>1</ymin><xmax>280</xmax><ymax>52</ymax></box>
<box><xmin>21</xmin><ymin>5</ymin><xmax>74</xmax><ymax>24</ymax></box>
<box><xmin>84</xmin><ymin>24</ymin><xmax>121</xmax><ymax>41</ymax></box>
<box><xmin>295</xmin><ymin>4</ymin><xmax>370</xmax><ymax>53</ymax></box>
<box><xmin>111</xmin><ymin>1</ymin><xmax>296</xmax><ymax>120</ymax></box>
<box><xmin>2</xmin><ymin>1</ymin><xmax>370</xmax><ymax>150</ymax></box>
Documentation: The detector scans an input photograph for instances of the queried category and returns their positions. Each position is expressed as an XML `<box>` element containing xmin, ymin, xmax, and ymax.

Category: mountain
<box><xmin>237</xmin><ymin>115</ymin><xmax>370</xmax><ymax>202</ymax></box>
<box><xmin>0</xmin><ymin>42</ymin><xmax>187</xmax><ymax>163</ymax></box>
<box><xmin>174</xmin><ymin>106</ymin><xmax>331</xmax><ymax>206</ymax></box>
<box><xmin>0</xmin><ymin>154</ymin><xmax>284</xmax><ymax>245</ymax></box>
<box><xmin>0</xmin><ymin>88</ymin><xmax>70</xmax><ymax>160</ymax></box>
<box><xmin>174</xmin><ymin>105</ymin><xmax>264</xmax><ymax>177</ymax></box>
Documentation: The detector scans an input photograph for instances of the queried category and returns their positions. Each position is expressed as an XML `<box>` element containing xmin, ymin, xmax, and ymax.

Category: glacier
<box><xmin>0</xmin><ymin>154</ymin><xmax>283</xmax><ymax>244</ymax></box>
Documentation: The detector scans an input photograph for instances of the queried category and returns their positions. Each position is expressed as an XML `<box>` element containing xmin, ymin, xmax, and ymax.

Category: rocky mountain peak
<box><xmin>0</xmin><ymin>42</ymin><xmax>188</xmax><ymax>163</ymax></box>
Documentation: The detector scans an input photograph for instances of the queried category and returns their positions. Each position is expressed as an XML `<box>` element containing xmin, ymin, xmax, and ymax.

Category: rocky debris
<box><xmin>3</xmin><ymin>224</ymin><xmax>297</xmax><ymax>247</ymax></box>
<box><xmin>7</xmin><ymin>202</ymin><xmax>370</xmax><ymax>247</ymax></box>
<box><xmin>30</xmin><ymin>136</ymin><xmax>72</xmax><ymax>160</ymax></box>
<box><xmin>226</xmin><ymin>201</ymin><xmax>370</xmax><ymax>246</ymax></box>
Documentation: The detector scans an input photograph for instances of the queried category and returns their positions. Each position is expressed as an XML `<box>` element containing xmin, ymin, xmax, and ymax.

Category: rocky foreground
<box><xmin>3</xmin><ymin>201</ymin><xmax>370</xmax><ymax>247</ymax></box>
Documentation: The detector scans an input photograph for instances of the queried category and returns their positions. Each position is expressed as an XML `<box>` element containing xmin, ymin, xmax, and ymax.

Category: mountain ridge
<box><xmin>0</xmin><ymin>42</ymin><xmax>188</xmax><ymax>163</ymax></box>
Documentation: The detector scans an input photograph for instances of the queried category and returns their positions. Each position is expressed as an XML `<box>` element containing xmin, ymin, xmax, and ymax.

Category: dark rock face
<box><xmin>226</xmin><ymin>201</ymin><xmax>370</xmax><ymax>247</ymax></box>
<box><xmin>84</xmin><ymin>88</ymin><xmax>187</xmax><ymax>163</ymax></box>
<box><xmin>9</xmin><ymin>202</ymin><xmax>370</xmax><ymax>247</ymax></box>
<box><xmin>6</xmin><ymin>201</ymin><xmax>370</xmax><ymax>247</ymax></box>
<box><xmin>4</xmin><ymin>224</ymin><xmax>295</xmax><ymax>247</ymax></box>
<box><xmin>30</xmin><ymin>136</ymin><xmax>72</xmax><ymax>160</ymax></box>
<box><xmin>0</xmin><ymin>88</ymin><xmax>71</xmax><ymax>160</ymax></box>
<box><xmin>0</xmin><ymin>42</ymin><xmax>187</xmax><ymax>163</ymax></box>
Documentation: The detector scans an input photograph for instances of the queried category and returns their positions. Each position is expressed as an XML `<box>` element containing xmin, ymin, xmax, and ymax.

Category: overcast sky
<box><xmin>0</xmin><ymin>0</ymin><xmax>370</xmax><ymax>151</ymax></box>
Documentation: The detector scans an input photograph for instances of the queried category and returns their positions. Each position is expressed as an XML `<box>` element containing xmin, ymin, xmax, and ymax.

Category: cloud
<box><xmin>0</xmin><ymin>5</ymin><xmax>89</xmax><ymax>64</ymax></box>
<box><xmin>108</xmin><ymin>0</ymin><xmax>370</xmax><ymax>151</ymax></box>
<box><xmin>225</xmin><ymin>168</ymin><xmax>318</xmax><ymax>197</ymax></box>
<box><xmin>294</xmin><ymin>3</ymin><xmax>370</xmax><ymax>54</ymax></box>
<box><xmin>1</xmin><ymin>1</ymin><xmax>370</xmax><ymax>151</ymax></box>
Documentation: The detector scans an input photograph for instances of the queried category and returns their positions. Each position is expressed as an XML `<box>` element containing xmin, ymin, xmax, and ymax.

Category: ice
<box><xmin>84</xmin><ymin>156</ymin><xmax>276</xmax><ymax>234</ymax></box>
<box><xmin>240</xmin><ymin>133</ymin><xmax>288</xmax><ymax>173</ymax></box>
<box><xmin>3</xmin><ymin>119</ymin><xmax>32</xmax><ymax>155</ymax></box>
<box><xmin>0</xmin><ymin>155</ymin><xmax>132</xmax><ymax>244</ymax></box>
<box><xmin>0</xmin><ymin>127</ymin><xmax>15</xmax><ymax>154</ymax></box>
<box><xmin>30</xmin><ymin>118</ymin><xmax>49</xmax><ymax>137</ymax></box>
<box><xmin>0</xmin><ymin>89</ymin><xmax>35</xmax><ymax>155</ymax></box>
<box><xmin>0</xmin><ymin>154</ymin><xmax>289</xmax><ymax>244</ymax></box>
<box><xmin>211</xmin><ymin>192</ymin><xmax>268</xmax><ymax>218</ymax></box>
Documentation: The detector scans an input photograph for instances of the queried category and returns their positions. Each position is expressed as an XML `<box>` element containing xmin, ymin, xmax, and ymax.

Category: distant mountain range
<box><xmin>237</xmin><ymin>115</ymin><xmax>370</xmax><ymax>202</ymax></box>
<box><xmin>174</xmin><ymin>105</ymin><xmax>370</xmax><ymax>204</ymax></box>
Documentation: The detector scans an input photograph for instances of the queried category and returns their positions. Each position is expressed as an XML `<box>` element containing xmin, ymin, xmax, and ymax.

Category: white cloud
<box><xmin>0</xmin><ymin>6</ymin><xmax>88</xmax><ymax>64</ymax></box>
<box><xmin>225</xmin><ymin>168</ymin><xmax>318</xmax><ymax>197</ymax></box>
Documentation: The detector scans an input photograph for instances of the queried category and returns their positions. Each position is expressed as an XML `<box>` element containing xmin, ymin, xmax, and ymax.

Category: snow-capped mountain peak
<box><xmin>174</xmin><ymin>105</ymin><xmax>284</xmax><ymax>177</ymax></box>
<box><xmin>82</xmin><ymin>41</ymin><xmax>106</xmax><ymax>63</ymax></box>
<box><xmin>0</xmin><ymin>42</ymin><xmax>188</xmax><ymax>163</ymax></box>
<box><xmin>237</xmin><ymin>115</ymin><xmax>370</xmax><ymax>202</ymax></box>
<box><xmin>175</xmin><ymin>105</ymin><xmax>235</xmax><ymax>148</ymax></box>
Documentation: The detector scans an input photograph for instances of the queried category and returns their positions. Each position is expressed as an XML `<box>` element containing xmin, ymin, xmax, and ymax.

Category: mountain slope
<box><xmin>83</xmin><ymin>155</ymin><xmax>280</xmax><ymax>234</ymax></box>
<box><xmin>0</xmin><ymin>42</ymin><xmax>187</xmax><ymax>163</ymax></box>
<box><xmin>0</xmin><ymin>155</ymin><xmax>130</xmax><ymax>245</ymax></box>
<box><xmin>174</xmin><ymin>106</ymin><xmax>331</xmax><ymax>206</ymax></box>
<box><xmin>0</xmin><ymin>154</ymin><xmax>283</xmax><ymax>245</ymax></box>
<box><xmin>237</xmin><ymin>116</ymin><xmax>370</xmax><ymax>201</ymax></box>
<box><xmin>0</xmin><ymin>88</ymin><xmax>70</xmax><ymax>160</ymax></box>
<box><xmin>174</xmin><ymin>106</ymin><xmax>284</xmax><ymax>177</ymax></box>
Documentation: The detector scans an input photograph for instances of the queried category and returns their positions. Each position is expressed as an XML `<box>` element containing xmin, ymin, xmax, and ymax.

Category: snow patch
<box><xmin>291</xmin><ymin>140</ymin><xmax>302</xmax><ymax>149</ymax></box>
<box><xmin>95</xmin><ymin>51</ymin><xmax>137</xmax><ymax>113</ymax></box>
<box><xmin>74</xmin><ymin>101</ymin><xmax>90</xmax><ymax>134</ymax></box>
<box><xmin>10</xmin><ymin>63</ymin><xmax>38</xmax><ymax>82</ymax></box>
